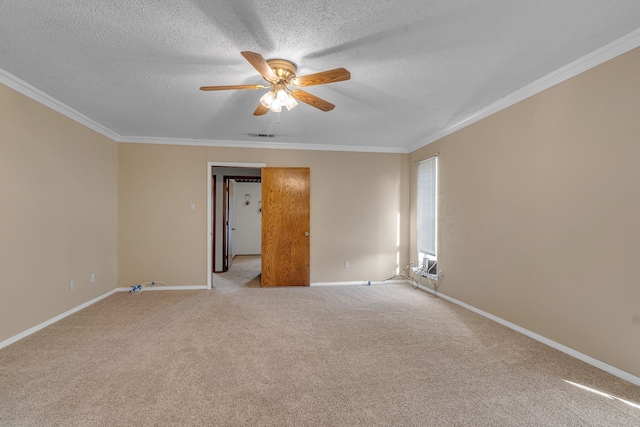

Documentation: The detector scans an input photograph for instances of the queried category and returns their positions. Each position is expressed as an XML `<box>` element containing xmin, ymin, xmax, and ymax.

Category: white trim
<box><xmin>115</xmin><ymin>285</ymin><xmax>207</xmax><ymax>292</ymax></box>
<box><xmin>311</xmin><ymin>280</ymin><xmax>407</xmax><ymax>286</ymax></box>
<box><xmin>408</xmin><ymin>27</ymin><xmax>640</xmax><ymax>152</ymax></box>
<box><xmin>0</xmin><ymin>68</ymin><xmax>120</xmax><ymax>141</ymax></box>
<box><xmin>207</xmin><ymin>162</ymin><xmax>266</xmax><ymax>289</ymax></box>
<box><xmin>208</xmin><ymin>162</ymin><xmax>267</xmax><ymax>168</ymax></box>
<box><xmin>207</xmin><ymin>162</ymin><xmax>213</xmax><ymax>290</ymax></box>
<box><xmin>411</xmin><ymin>282</ymin><xmax>640</xmax><ymax>387</ymax></box>
<box><xmin>119</xmin><ymin>137</ymin><xmax>405</xmax><ymax>154</ymax></box>
<box><xmin>1</xmin><ymin>284</ymin><xmax>215</xmax><ymax>349</ymax></box>
<box><xmin>0</xmin><ymin>289</ymin><xmax>118</xmax><ymax>350</ymax></box>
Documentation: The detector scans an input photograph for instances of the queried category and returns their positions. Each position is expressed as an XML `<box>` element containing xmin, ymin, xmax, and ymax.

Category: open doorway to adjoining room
<box><xmin>220</xmin><ymin>174</ymin><xmax>262</xmax><ymax>272</ymax></box>
<box><xmin>207</xmin><ymin>162</ymin><xmax>264</xmax><ymax>289</ymax></box>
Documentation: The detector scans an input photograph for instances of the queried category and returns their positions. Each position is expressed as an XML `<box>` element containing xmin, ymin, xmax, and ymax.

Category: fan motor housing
<box><xmin>266</xmin><ymin>59</ymin><xmax>297</xmax><ymax>82</ymax></box>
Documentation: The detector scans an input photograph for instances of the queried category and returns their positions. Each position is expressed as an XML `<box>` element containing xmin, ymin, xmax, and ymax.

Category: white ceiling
<box><xmin>2</xmin><ymin>1</ymin><xmax>640</xmax><ymax>153</ymax></box>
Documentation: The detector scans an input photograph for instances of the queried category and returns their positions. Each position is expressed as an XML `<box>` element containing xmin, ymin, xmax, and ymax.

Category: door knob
<box><xmin>304</xmin><ymin>232</ymin><xmax>310</xmax><ymax>237</ymax></box>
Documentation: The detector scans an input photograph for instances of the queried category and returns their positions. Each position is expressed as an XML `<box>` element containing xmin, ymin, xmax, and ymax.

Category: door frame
<box><xmin>212</xmin><ymin>174</ymin><xmax>217</xmax><ymax>272</ymax></box>
<box><xmin>207</xmin><ymin>162</ymin><xmax>266</xmax><ymax>289</ymax></box>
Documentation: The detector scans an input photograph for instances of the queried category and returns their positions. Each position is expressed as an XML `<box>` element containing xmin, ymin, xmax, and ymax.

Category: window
<box><xmin>417</xmin><ymin>155</ymin><xmax>437</xmax><ymax>266</ymax></box>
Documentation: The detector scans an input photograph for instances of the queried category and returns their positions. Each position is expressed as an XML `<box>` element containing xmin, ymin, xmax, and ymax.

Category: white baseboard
<box><xmin>0</xmin><ymin>289</ymin><xmax>118</xmax><ymax>350</ymax></box>
<box><xmin>311</xmin><ymin>280</ymin><xmax>407</xmax><ymax>287</ymax></box>
<box><xmin>115</xmin><ymin>285</ymin><xmax>208</xmax><ymax>292</ymax></box>
<box><xmin>412</xmin><ymin>281</ymin><xmax>640</xmax><ymax>387</ymax></box>
<box><xmin>1</xmin><ymin>285</ymin><xmax>208</xmax><ymax>349</ymax></box>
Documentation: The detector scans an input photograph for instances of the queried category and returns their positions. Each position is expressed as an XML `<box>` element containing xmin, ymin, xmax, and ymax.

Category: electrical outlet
<box><xmin>70</xmin><ymin>280</ymin><xmax>75</xmax><ymax>291</ymax></box>
<box><xmin>344</xmin><ymin>260</ymin><xmax>350</xmax><ymax>268</ymax></box>
<box><xmin>90</xmin><ymin>273</ymin><xmax>95</xmax><ymax>283</ymax></box>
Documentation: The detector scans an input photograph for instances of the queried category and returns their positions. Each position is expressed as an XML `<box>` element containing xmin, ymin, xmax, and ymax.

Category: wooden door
<box><xmin>261</xmin><ymin>167</ymin><xmax>310</xmax><ymax>287</ymax></box>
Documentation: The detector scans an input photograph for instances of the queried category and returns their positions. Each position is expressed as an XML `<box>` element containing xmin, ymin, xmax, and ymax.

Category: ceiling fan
<box><xmin>200</xmin><ymin>51</ymin><xmax>350</xmax><ymax>116</ymax></box>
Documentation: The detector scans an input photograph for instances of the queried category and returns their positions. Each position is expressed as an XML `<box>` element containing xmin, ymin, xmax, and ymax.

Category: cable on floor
<box><xmin>129</xmin><ymin>281</ymin><xmax>168</xmax><ymax>294</ymax></box>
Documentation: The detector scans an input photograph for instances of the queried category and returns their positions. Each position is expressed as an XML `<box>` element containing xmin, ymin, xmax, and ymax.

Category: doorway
<box><xmin>222</xmin><ymin>175</ymin><xmax>262</xmax><ymax>272</ymax></box>
<box><xmin>206</xmin><ymin>163</ymin><xmax>311</xmax><ymax>289</ymax></box>
<box><xmin>207</xmin><ymin>162</ymin><xmax>265</xmax><ymax>289</ymax></box>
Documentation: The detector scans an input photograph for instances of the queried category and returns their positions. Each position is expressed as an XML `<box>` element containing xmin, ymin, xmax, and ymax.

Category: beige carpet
<box><xmin>1</xmin><ymin>255</ymin><xmax>639</xmax><ymax>426</ymax></box>
<box><xmin>213</xmin><ymin>254</ymin><xmax>262</xmax><ymax>290</ymax></box>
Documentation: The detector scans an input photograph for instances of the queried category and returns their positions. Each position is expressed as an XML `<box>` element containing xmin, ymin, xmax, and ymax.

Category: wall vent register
<box><xmin>248</xmin><ymin>133</ymin><xmax>275</xmax><ymax>138</ymax></box>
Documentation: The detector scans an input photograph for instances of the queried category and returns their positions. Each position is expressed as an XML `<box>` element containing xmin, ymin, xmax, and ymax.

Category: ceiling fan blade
<box><xmin>200</xmin><ymin>84</ymin><xmax>267</xmax><ymax>91</ymax></box>
<box><xmin>253</xmin><ymin>103</ymin><xmax>269</xmax><ymax>116</ymax></box>
<box><xmin>290</xmin><ymin>90</ymin><xmax>335</xmax><ymax>112</ymax></box>
<box><xmin>241</xmin><ymin>51</ymin><xmax>279</xmax><ymax>82</ymax></box>
<box><xmin>291</xmin><ymin>68</ymin><xmax>350</xmax><ymax>87</ymax></box>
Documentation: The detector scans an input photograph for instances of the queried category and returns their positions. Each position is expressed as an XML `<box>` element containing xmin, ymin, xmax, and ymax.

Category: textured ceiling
<box><xmin>1</xmin><ymin>1</ymin><xmax>640</xmax><ymax>152</ymax></box>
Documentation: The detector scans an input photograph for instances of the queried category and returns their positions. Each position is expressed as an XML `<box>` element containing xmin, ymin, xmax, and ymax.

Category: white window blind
<box><xmin>417</xmin><ymin>156</ymin><xmax>437</xmax><ymax>257</ymax></box>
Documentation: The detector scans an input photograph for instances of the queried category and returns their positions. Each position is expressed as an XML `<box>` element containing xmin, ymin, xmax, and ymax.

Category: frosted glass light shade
<box><xmin>260</xmin><ymin>88</ymin><xmax>296</xmax><ymax>113</ymax></box>
<box><xmin>276</xmin><ymin>89</ymin><xmax>288</xmax><ymax>103</ymax></box>
<box><xmin>260</xmin><ymin>91</ymin><xmax>275</xmax><ymax>108</ymax></box>
<box><xmin>285</xmin><ymin>96</ymin><xmax>298</xmax><ymax>111</ymax></box>
<box><xmin>270</xmin><ymin>98</ymin><xmax>282</xmax><ymax>112</ymax></box>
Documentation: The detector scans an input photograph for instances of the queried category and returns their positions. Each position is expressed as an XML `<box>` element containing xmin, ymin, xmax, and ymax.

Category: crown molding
<box><xmin>408</xmin><ymin>27</ymin><xmax>640</xmax><ymax>153</ymax></box>
<box><xmin>119</xmin><ymin>136</ymin><xmax>407</xmax><ymax>153</ymax></box>
<box><xmin>0</xmin><ymin>68</ymin><xmax>121</xmax><ymax>141</ymax></box>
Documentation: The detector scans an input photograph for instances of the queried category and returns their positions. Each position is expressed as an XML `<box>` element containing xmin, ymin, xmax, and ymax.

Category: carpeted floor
<box><xmin>1</xmin><ymin>255</ymin><xmax>639</xmax><ymax>426</ymax></box>
<box><xmin>213</xmin><ymin>254</ymin><xmax>262</xmax><ymax>290</ymax></box>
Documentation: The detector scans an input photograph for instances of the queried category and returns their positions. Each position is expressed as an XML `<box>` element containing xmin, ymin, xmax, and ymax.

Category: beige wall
<box><xmin>118</xmin><ymin>144</ymin><xmax>410</xmax><ymax>286</ymax></box>
<box><xmin>0</xmin><ymin>84</ymin><xmax>118</xmax><ymax>342</ymax></box>
<box><xmin>410</xmin><ymin>47</ymin><xmax>640</xmax><ymax>377</ymax></box>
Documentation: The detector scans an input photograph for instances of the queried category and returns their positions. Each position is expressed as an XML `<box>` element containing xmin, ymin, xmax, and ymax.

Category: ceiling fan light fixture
<box><xmin>276</xmin><ymin>89</ymin><xmax>288</xmax><ymax>103</ymax></box>
<box><xmin>259</xmin><ymin>91</ymin><xmax>275</xmax><ymax>108</ymax></box>
<box><xmin>261</xmin><ymin>88</ymin><xmax>297</xmax><ymax>112</ymax></box>
<box><xmin>270</xmin><ymin>99</ymin><xmax>283</xmax><ymax>113</ymax></box>
<box><xmin>285</xmin><ymin>95</ymin><xmax>298</xmax><ymax>111</ymax></box>
<box><xmin>201</xmin><ymin>51</ymin><xmax>350</xmax><ymax>115</ymax></box>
